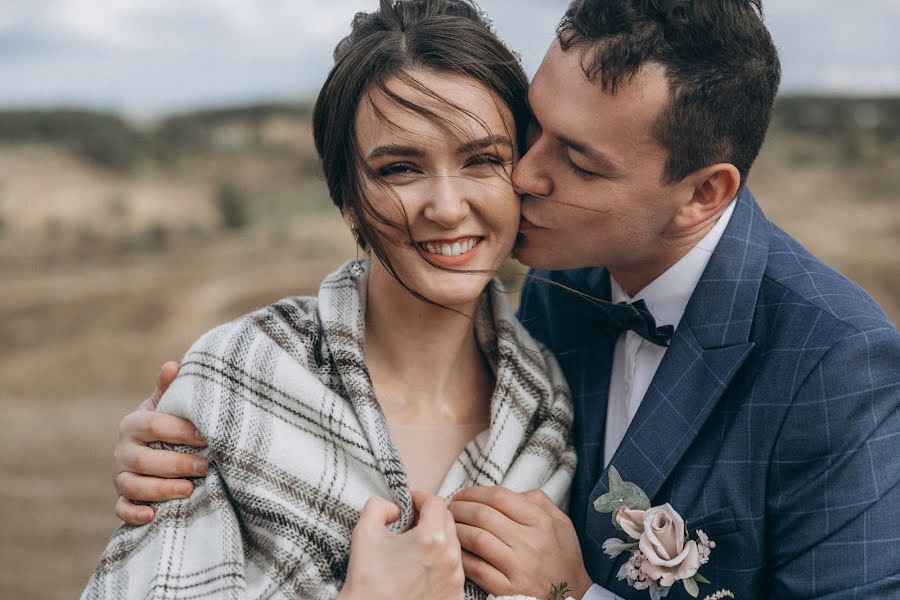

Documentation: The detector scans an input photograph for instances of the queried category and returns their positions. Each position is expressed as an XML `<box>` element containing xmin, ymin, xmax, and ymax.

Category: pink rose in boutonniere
<box><xmin>594</xmin><ymin>467</ymin><xmax>721</xmax><ymax>600</ymax></box>
<box><xmin>617</xmin><ymin>504</ymin><xmax>701</xmax><ymax>586</ymax></box>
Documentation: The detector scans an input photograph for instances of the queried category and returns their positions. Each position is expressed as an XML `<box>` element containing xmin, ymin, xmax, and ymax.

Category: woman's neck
<box><xmin>363</xmin><ymin>262</ymin><xmax>493</xmax><ymax>428</ymax></box>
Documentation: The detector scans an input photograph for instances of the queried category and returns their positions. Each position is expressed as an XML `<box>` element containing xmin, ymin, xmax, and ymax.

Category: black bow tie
<box><xmin>596</xmin><ymin>299</ymin><xmax>675</xmax><ymax>347</ymax></box>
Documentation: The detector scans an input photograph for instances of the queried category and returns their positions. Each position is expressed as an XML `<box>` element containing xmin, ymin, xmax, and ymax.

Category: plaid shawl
<box><xmin>83</xmin><ymin>260</ymin><xmax>576</xmax><ymax>600</ymax></box>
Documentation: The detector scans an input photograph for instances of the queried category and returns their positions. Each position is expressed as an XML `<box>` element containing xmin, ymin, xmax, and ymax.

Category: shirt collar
<box><xmin>610</xmin><ymin>199</ymin><xmax>737</xmax><ymax>329</ymax></box>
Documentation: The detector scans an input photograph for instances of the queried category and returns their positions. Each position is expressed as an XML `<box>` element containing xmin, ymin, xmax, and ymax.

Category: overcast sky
<box><xmin>1</xmin><ymin>0</ymin><xmax>898</xmax><ymax>115</ymax></box>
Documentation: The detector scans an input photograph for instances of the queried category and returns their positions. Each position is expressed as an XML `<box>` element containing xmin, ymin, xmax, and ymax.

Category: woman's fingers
<box><xmin>114</xmin><ymin>496</ymin><xmax>155</xmax><ymax>526</ymax></box>
<box><xmin>452</xmin><ymin>486</ymin><xmax>545</xmax><ymax>527</ymax></box>
<box><xmin>411</xmin><ymin>491</ymin><xmax>451</xmax><ymax>537</ymax></box>
<box><xmin>357</xmin><ymin>496</ymin><xmax>402</xmax><ymax>531</ymax></box>
<box><xmin>118</xmin><ymin>410</ymin><xmax>207</xmax><ymax>447</ymax></box>
<box><xmin>114</xmin><ymin>471</ymin><xmax>194</xmax><ymax>502</ymax></box>
<box><xmin>448</xmin><ymin>499</ymin><xmax>515</xmax><ymax>543</ymax></box>
<box><xmin>460</xmin><ymin>549</ymin><xmax>512</xmax><ymax>596</ymax></box>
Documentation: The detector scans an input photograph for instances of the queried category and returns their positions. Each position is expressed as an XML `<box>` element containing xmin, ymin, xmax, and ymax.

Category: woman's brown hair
<box><xmin>312</xmin><ymin>0</ymin><xmax>530</xmax><ymax>291</ymax></box>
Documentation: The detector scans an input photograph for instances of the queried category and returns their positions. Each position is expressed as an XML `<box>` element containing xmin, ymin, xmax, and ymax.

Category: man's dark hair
<box><xmin>558</xmin><ymin>0</ymin><xmax>781</xmax><ymax>185</ymax></box>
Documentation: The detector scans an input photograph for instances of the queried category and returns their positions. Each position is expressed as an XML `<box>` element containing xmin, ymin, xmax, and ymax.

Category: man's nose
<box><xmin>423</xmin><ymin>175</ymin><xmax>470</xmax><ymax>227</ymax></box>
<box><xmin>512</xmin><ymin>144</ymin><xmax>553</xmax><ymax>198</ymax></box>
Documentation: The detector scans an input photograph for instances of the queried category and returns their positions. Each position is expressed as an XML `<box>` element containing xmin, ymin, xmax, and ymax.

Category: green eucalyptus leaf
<box><xmin>608</xmin><ymin>466</ymin><xmax>625</xmax><ymax>493</ymax></box>
<box><xmin>619</xmin><ymin>482</ymin><xmax>651</xmax><ymax>511</ymax></box>
<box><xmin>683</xmin><ymin>577</ymin><xmax>699</xmax><ymax>598</ymax></box>
<box><xmin>593</xmin><ymin>491</ymin><xmax>624</xmax><ymax>514</ymax></box>
<box><xmin>693</xmin><ymin>573</ymin><xmax>711</xmax><ymax>585</ymax></box>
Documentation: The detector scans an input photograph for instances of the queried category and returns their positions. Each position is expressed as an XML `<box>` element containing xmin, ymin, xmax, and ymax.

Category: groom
<box><xmin>111</xmin><ymin>1</ymin><xmax>900</xmax><ymax>598</ymax></box>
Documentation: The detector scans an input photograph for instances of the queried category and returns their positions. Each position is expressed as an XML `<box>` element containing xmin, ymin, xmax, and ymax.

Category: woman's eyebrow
<box><xmin>457</xmin><ymin>135</ymin><xmax>512</xmax><ymax>155</ymax></box>
<box><xmin>366</xmin><ymin>144</ymin><xmax>425</xmax><ymax>160</ymax></box>
<box><xmin>366</xmin><ymin>135</ymin><xmax>512</xmax><ymax>161</ymax></box>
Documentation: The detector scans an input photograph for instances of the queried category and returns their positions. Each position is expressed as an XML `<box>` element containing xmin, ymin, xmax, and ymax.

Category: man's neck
<box><xmin>609</xmin><ymin>204</ymin><xmax>732</xmax><ymax>297</ymax></box>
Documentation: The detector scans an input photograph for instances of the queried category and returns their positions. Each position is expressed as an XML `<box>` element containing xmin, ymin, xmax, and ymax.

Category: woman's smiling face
<box><xmin>354</xmin><ymin>70</ymin><xmax>522</xmax><ymax>310</ymax></box>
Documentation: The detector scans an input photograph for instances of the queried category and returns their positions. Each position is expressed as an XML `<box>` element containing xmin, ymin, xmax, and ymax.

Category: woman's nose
<box><xmin>423</xmin><ymin>175</ymin><xmax>470</xmax><ymax>227</ymax></box>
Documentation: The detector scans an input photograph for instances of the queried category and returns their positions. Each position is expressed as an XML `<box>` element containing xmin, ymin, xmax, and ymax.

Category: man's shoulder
<box><xmin>760</xmin><ymin>222</ymin><xmax>895</xmax><ymax>337</ymax></box>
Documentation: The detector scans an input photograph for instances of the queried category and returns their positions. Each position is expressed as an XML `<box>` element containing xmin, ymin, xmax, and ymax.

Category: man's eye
<box><xmin>565</xmin><ymin>155</ymin><xmax>600</xmax><ymax>180</ymax></box>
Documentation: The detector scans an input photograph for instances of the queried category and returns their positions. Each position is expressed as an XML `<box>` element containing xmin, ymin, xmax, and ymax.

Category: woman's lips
<box><xmin>417</xmin><ymin>237</ymin><xmax>483</xmax><ymax>267</ymax></box>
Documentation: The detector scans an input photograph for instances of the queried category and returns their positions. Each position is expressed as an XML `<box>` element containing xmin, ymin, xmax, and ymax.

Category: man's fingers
<box><xmin>116</xmin><ymin>444</ymin><xmax>208</xmax><ymax>479</ymax></box>
<box><xmin>148</xmin><ymin>362</ymin><xmax>181</xmax><ymax>409</ymax></box>
<box><xmin>119</xmin><ymin>410</ymin><xmax>206</xmax><ymax>447</ymax></box>
<box><xmin>115</xmin><ymin>496</ymin><xmax>155</xmax><ymax>526</ymax></box>
<box><xmin>452</xmin><ymin>486</ymin><xmax>546</xmax><ymax>527</ymax></box>
<box><xmin>460</xmin><ymin>549</ymin><xmax>512</xmax><ymax>596</ymax></box>
<box><xmin>114</xmin><ymin>471</ymin><xmax>194</xmax><ymax>502</ymax></box>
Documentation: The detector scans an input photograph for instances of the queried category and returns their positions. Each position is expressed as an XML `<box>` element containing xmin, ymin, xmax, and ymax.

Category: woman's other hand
<box><xmin>112</xmin><ymin>361</ymin><xmax>209</xmax><ymax>526</ymax></box>
<box><xmin>340</xmin><ymin>491</ymin><xmax>465</xmax><ymax>600</ymax></box>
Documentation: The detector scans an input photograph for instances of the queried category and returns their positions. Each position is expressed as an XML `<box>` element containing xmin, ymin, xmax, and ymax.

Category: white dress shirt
<box><xmin>582</xmin><ymin>200</ymin><xmax>736</xmax><ymax>600</ymax></box>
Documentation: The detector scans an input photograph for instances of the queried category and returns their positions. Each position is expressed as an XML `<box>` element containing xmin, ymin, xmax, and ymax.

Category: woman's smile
<box><xmin>417</xmin><ymin>236</ymin><xmax>483</xmax><ymax>266</ymax></box>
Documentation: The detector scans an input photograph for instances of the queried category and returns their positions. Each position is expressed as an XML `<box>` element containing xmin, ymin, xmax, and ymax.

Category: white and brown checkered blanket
<box><xmin>82</xmin><ymin>260</ymin><xmax>576</xmax><ymax>600</ymax></box>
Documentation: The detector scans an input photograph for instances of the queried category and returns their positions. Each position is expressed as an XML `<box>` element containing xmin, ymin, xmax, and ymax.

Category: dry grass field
<box><xmin>0</xmin><ymin>101</ymin><xmax>898</xmax><ymax>599</ymax></box>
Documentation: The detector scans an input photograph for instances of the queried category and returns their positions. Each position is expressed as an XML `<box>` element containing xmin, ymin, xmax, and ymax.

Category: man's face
<box><xmin>513</xmin><ymin>41</ymin><xmax>688</xmax><ymax>282</ymax></box>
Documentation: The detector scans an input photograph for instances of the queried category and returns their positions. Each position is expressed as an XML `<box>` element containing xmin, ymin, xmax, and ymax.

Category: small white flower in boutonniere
<box><xmin>594</xmin><ymin>467</ymin><xmax>723</xmax><ymax>600</ymax></box>
<box><xmin>486</xmin><ymin>581</ymin><xmax>576</xmax><ymax>600</ymax></box>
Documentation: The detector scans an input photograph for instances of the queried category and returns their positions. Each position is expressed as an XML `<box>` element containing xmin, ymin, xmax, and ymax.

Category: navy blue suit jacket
<box><xmin>518</xmin><ymin>189</ymin><xmax>900</xmax><ymax>599</ymax></box>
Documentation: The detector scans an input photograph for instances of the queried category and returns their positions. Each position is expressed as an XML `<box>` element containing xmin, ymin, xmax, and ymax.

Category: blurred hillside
<box><xmin>0</xmin><ymin>97</ymin><xmax>898</xmax><ymax>600</ymax></box>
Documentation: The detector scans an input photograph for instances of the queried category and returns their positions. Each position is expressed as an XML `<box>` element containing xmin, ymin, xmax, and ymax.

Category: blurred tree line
<box><xmin>0</xmin><ymin>102</ymin><xmax>316</xmax><ymax>172</ymax></box>
<box><xmin>0</xmin><ymin>96</ymin><xmax>900</xmax><ymax>174</ymax></box>
<box><xmin>0</xmin><ymin>97</ymin><xmax>896</xmax><ymax>172</ymax></box>
<box><xmin>0</xmin><ymin>96</ymin><xmax>895</xmax><ymax>240</ymax></box>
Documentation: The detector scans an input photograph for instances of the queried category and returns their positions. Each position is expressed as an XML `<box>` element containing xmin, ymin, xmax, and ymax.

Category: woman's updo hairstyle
<box><xmin>312</xmin><ymin>0</ymin><xmax>530</xmax><ymax>283</ymax></box>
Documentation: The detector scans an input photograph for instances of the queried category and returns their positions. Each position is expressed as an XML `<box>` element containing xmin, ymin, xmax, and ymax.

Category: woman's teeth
<box><xmin>422</xmin><ymin>238</ymin><xmax>479</xmax><ymax>257</ymax></box>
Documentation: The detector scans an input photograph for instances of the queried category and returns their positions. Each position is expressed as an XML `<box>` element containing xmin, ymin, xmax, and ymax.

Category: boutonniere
<box><xmin>486</xmin><ymin>581</ymin><xmax>575</xmax><ymax>600</ymax></box>
<box><xmin>594</xmin><ymin>467</ymin><xmax>730</xmax><ymax>600</ymax></box>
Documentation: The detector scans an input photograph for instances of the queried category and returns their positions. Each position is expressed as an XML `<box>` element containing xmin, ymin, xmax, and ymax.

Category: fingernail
<box><xmin>194</xmin><ymin>459</ymin><xmax>208</xmax><ymax>474</ymax></box>
<box><xmin>194</xmin><ymin>430</ymin><xmax>207</xmax><ymax>443</ymax></box>
<box><xmin>176</xmin><ymin>482</ymin><xmax>193</xmax><ymax>496</ymax></box>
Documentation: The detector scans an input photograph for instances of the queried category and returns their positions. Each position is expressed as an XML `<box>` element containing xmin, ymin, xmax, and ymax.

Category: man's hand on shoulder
<box><xmin>112</xmin><ymin>361</ymin><xmax>209</xmax><ymax>525</ymax></box>
<box><xmin>449</xmin><ymin>486</ymin><xmax>593</xmax><ymax>600</ymax></box>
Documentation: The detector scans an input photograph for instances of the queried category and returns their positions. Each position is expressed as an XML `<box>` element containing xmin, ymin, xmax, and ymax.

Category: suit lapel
<box><xmin>565</xmin><ymin>269</ymin><xmax>618</xmax><ymax>539</ymax></box>
<box><xmin>584</xmin><ymin>190</ymin><xmax>771</xmax><ymax>587</ymax></box>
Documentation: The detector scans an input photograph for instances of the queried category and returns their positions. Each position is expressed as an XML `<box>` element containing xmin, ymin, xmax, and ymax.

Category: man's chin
<box><xmin>513</xmin><ymin>234</ymin><xmax>552</xmax><ymax>270</ymax></box>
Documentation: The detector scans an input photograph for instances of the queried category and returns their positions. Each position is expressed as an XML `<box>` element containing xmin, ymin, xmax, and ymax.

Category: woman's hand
<box><xmin>339</xmin><ymin>491</ymin><xmax>465</xmax><ymax>600</ymax></box>
<box><xmin>112</xmin><ymin>361</ymin><xmax>209</xmax><ymax>525</ymax></box>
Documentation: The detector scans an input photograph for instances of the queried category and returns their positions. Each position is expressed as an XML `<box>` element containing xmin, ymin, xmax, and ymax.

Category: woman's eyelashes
<box><xmin>374</xmin><ymin>153</ymin><xmax>510</xmax><ymax>180</ymax></box>
<box><xmin>465</xmin><ymin>153</ymin><xmax>510</xmax><ymax>169</ymax></box>
<box><xmin>378</xmin><ymin>162</ymin><xmax>421</xmax><ymax>178</ymax></box>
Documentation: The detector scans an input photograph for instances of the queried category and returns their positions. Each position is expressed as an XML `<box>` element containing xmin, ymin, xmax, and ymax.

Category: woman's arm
<box><xmin>112</xmin><ymin>361</ymin><xmax>209</xmax><ymax>525</ymax></box>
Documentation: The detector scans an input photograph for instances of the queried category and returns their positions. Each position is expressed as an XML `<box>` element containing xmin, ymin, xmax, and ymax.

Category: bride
<box><xmin>83</xmin><ymin>1</ymin><xmax>575</xmax><ymax>599</ymax></box>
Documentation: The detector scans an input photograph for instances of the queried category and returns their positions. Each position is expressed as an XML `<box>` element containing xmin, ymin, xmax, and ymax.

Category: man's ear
<box><xmin>672</xmin><ymin>163</ymin><xmax>741</xmax><ymax>231</ymax></box>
